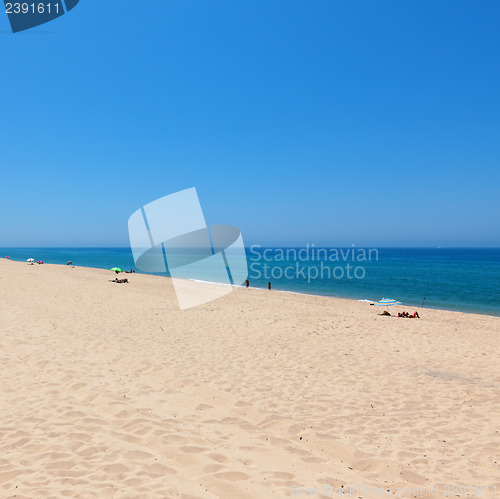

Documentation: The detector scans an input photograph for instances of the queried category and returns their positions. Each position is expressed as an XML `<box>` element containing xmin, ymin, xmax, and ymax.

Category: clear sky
<box><xmin>1</xmin><ymin>1</ymin><xmax>499</xmax><ymax>247</ymax></box>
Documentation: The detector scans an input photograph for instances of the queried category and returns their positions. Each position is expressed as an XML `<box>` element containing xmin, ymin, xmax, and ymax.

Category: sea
<box><xmin>1</xmin><ymin>247</ymin><xmax>499</xmax><ymax>317</ymax></box>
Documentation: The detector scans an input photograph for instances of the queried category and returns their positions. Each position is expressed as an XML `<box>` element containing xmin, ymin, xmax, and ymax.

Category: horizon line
<box><xmin>1</xmin><ymin>245</ymin><xmax>500</xmax><ymax>250</ymax></box>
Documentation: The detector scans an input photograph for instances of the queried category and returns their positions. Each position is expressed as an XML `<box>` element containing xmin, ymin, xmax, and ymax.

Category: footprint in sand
<box><xmin>287</xmin><ymin>424</ymin><xmax>305</xmax><ymax>435</ymax></box>
<box><xmin>213</xmin><ymin>471</ymin><xmax>250</xmax><ymax>481</ymax></box>
<box><xmin>285</xmin><ymin>445</ymin><xmax>311</xmax><ymax>457</ymax></box>
<box><xmin>234</xmin><ymin>400</ymin><xmax>252</xmax><ymax>407</ymax></box>
<box><xmin>302</xmin><ymin>456</ymin><xmax>327</xmax><ymax>464</ymax></box>
<box><xmin>144</xmin><ymin>463</ymin><xmax>177</xmax><ymax>477</ymax></box>
<box><xmin>123</xmin><ymin>450</ymin><xmax>155</xmax><ymax>461</ymax></box>
<box><xmin>162</xmin><ymin>434</ymin><xmax>188</xmax><ymax>444</ymax></box>
<box><xmin>102</xmin><ymin>463</ymin><xmax>130</xmax><ymax>474</ymax></box>
<box><xmin>351</xmin><ymin>459</ymin><xmax>382</xmax><ymax>473</ymax></box>
<box><xmin>45</xmin><ymin>461</ymin><xmax>77</xmax><ymax>471</ymax></box>
<box><xmin>203</xmin><ymin>464</ymin><xmax>226</xmax><ymax>473</ymax></box>
<box><xmin>208</xmin><ymin>453</ymin><xmax>230</xmax><ymax>463</ymax></box>
<box><xmin>400</xmin><ymin>469</ymin><xmax>428</xmax><ymax>485</ymax></box>
<box><xmin>121</xmin><ymin>477</ymin><xmax>144</xmax><ymax>487</ymax></box>
<box><xmin>268</xmin><ymin>471</ymin><xmax>295</xmax><ymax>480</ymax></box>
<box><xmin>195</xmin><ymin>403</ymin><xmax>213</xmax><ymax>411</ymax></box>
<box><xmin>0</xmin><ymin>470</ymin><xmax>23</xmax><ymax>485</ymax></box>
<box><xmin>69</xmin><ymin>382</ymin><xmax>87</xmax><ymax>391</ymax></box>
<box><xmin>179</xmin><ymin>446</ymin><xmax>209</xmax><ymax>454</ymax></box>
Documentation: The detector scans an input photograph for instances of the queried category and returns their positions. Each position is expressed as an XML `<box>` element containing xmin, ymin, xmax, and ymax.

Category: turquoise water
<box><xmin>1</xmin><ymin>247</ymin><xmax>499</xmax><ymax>317</ymax></box>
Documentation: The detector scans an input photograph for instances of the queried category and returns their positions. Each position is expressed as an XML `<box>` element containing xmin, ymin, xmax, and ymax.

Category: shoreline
<box><xmin>3</xmin><ymin>256</ymin><xmax>499</xmax><ymax>319</ymax></box>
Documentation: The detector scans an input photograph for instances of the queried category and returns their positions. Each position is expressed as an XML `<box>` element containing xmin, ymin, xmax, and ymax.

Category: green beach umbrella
<box><xmin>110</xmin><ymin>267</ymin><xmax>123</xmax><ymax>274</ymax></box>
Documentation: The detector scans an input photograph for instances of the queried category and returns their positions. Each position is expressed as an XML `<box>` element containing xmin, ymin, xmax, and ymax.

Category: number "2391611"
<box><xmin>5</xmin><ymin>3</ymin><xmax>60</xmax><ymax>14</ymax></box>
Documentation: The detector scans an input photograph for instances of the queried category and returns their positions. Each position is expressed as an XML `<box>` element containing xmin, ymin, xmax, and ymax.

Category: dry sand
<box><xmin>0</xmin><ymin>259</ymin><xmax>499</xmax><ymax>498</ymax></box>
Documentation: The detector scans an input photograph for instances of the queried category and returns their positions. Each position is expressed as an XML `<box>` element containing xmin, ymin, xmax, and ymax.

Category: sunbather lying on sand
<box><xmin>398</xmin><ymin>311</ymin><xmax>420</xmax><ymax>318</ymax></box>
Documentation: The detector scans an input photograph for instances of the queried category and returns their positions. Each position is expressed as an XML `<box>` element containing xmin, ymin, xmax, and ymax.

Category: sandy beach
<box><xmin>0</xmin><ymin>259</ymin><xmax>498</xmax><ymax>498</ymax></box>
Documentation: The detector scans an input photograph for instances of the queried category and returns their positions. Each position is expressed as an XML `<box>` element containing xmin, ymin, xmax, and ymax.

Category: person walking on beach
<box><xmin>245</xmin><ymin>279</ymin><xmax>249</xmax><ymax>288</ymax></box>
<box><xmin>268</xmin><ymin>281</ymin><xmax>271</xmax><ymax>290</ymax></box>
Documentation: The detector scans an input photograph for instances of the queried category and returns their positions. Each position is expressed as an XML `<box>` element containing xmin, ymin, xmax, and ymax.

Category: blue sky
<box><xmin>1</xmin><ymin>0</ymin><xmax>499</xmax><ymax>247</ymax></box>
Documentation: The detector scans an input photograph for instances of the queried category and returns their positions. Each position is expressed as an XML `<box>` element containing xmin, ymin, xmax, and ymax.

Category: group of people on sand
<box><xmin>398</xmin><ymin>311</ymin><xmax>420</xmax><ymax>318</ymax></box>
<box><xmin>381</xmin><ymin>310</ymin><xmax>420</xmax><ymax>318</ymax></box>
<box><xmin>111</xmin><ymin>269</ymin><xmax>135</xmax><ymax>283</ymax></box>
